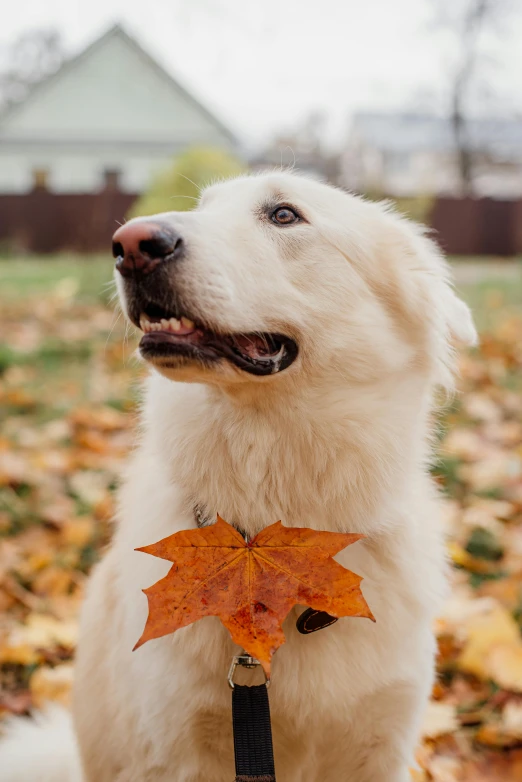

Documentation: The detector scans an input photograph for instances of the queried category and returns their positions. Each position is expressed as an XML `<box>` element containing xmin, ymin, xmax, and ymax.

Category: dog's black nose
<box><xmin>112</xmin><ymin>221</ymin><xmax>184</xmax><ymax>278</ymax></box>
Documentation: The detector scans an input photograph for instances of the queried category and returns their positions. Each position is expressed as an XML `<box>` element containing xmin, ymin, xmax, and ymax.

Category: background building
<box><xmin>0</xmin><ymin>24</ymin><xmax>236</xmax><ymax>196</ymax></box>
<box><xmin>343</xmin><ymin>112</ymin><xmax>522</xmax><ymax>198</ymax></box>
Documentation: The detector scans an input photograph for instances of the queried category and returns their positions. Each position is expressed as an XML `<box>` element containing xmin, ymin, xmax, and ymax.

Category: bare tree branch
<box><xmin>0</xmin><ymin>29</ymin><xmax>64</xmax><ymax>109</ymax></box>
<box><xmin>434</xmin><ymin>0</ymin><xmax>516</xmax><ymax>195</ymax></box>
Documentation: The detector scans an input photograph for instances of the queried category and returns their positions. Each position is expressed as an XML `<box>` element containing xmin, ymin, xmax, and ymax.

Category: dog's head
<box><xmin>115</xmin><ymin>172</ymin><xmax>476</xmax><ymax>391</ymax></box>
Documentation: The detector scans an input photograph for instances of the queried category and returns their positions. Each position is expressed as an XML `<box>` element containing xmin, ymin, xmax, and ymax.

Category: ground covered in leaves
<box><xmin>0</xmin><ymin>257</ymin><xmax>521</xmax><ymax>780</ymax></box>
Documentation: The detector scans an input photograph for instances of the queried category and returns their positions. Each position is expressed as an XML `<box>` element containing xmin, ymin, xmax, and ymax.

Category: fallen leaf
<box><xmin>459</xmin><ymin>604</ymin><xmax>520</xmax><ymax>679</ymax></box>
<box><xmin>32</xmin><ymin>566</ymin><xmax>74</xmax><ymax>597</ymax></box>
<box><xmin>60</xmin><ymin>517</ymin><xmax>95</xmax><ymax>548</ymax></box>
<box><xmin>502</xmin><ymin>701</ymin><xmax>522</xmax><ymax>738</ymax></box>
<box><xmin>463</xmin><ymin>750</ymin><xmax>522</xmax><ymax>781</ymax></box>
<box><xmin>426</xmin><ymin>754</ymin><xmax>462</xmax><ymax>782</ymax></box>
<box><xmin>422</xmin><ymin>701</ymin><xmax>459</xmax><ymax>739</ymax></box>
<box><xmin>0</xmin><ymin>691</ymin><xmax>33</xmax><ymax>716</ymax></box>
<box><xmin>475</xmin><ymin>723</ymin><xmax>522</xmax><ymax>749</ymax></box>
<box><xmin>135</xmin><ymin>516</ymin><xmax>374</xmax><ymax>674</ymax></box>
<box><xmin>30</xmin><ymin>663</ymin><xmax>74</xmax><ymax>708</ymax></box>
<box><xmin>5</xmin><ymin>614</ymin><xmax>78</xmax><ymax>651</ymax></box>
<box><xmin>488</xmin><ymin>645</ymin><xmax>522</xmax><ymax>693</ymax></box>
<box><xmin>0</xmin><ymin>642</ymin><xmax>41</xmax><ymax>666</ymax></box>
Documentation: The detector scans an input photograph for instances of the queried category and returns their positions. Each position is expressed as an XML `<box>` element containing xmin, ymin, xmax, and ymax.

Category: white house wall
<box><xmin>0</xmin><ymin>153</ymin><xmax>33</xmax><ymax>192</ymax></box>
<box><xmin>0</xmin><ymin>27</ymin><xmax>236</xmax><ymax>194</ymax></box>
<box><xmin>0</xmin><ymin>144</ymin><xmax>180</xmax><ymax>194</ymax></box>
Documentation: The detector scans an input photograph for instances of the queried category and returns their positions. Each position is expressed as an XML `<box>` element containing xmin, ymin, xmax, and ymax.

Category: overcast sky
<box><xmin>3</xmin><ymin>0</ymin><xmax>522</xmax><ymax>146</ymax></box>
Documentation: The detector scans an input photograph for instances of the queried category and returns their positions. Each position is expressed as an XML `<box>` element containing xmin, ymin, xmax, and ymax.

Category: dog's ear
<box><xmin>441</xmin><ymin>287</ymin><xmax>478</xmax><ymax>347</ymax></box>
<box><xmin>358</xmin><ymin>208</ymin><xmax>479</xmax><ymax>389</ymax></box>
<box><xmin>370</xmin><ymin>211</ymin><xmax>478</xmax><ymax>350</ymax></box>
<box><xmin>380</xmin><ymin>214</ymin><xmax>478</xmax><ymax>349</ymax></box>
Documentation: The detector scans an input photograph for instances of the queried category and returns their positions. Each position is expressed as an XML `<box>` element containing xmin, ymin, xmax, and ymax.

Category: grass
<box><xmin>0</xmin><ymin>255</ymin><xmax>115</xmax><ymax>303</ymax></box>
<box><xmin>455</xmin><ymin>274</ymin><xmax>522</xmax><ymax>332</ymax></box>
<box><xmin>0</xmin><ymin>255</ymin><xmax>134</xmax><ymax>412</ymax></box>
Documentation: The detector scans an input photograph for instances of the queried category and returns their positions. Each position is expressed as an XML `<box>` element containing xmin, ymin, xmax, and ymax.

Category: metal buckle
<box><xmin>228</xmin><ymin>653</ymin><xmax>270</xmax><ymax>689</ymax></box>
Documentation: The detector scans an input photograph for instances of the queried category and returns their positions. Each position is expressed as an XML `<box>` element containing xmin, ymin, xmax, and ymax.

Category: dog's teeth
<box><xmin>139</xmin><ymin>314</ymin><xmax>193</xmax><ymax>333</ymax></box>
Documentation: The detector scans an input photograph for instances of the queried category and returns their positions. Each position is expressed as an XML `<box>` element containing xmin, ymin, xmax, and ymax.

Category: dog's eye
<box><xmin>271</xmin><ymin>206</ymin><xmax>300</xmax><ymax>225</ymax></box>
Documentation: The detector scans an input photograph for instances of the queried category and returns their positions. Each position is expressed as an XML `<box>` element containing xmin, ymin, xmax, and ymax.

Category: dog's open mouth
<box><xmin>137</xmin><ymin>303</ymin><xmax>298</xmax><ymax>376</ymax></box>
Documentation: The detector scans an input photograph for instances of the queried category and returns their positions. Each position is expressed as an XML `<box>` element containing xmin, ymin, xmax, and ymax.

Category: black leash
<box><xmin>229</xmin><ymin>655</ymin><xmax>276</xmax><ymax>782</ymax></box>
<box><xmin>232</xmin><ymin>685</ymin><xmax>276</xmax><ymax>781</ymax></box>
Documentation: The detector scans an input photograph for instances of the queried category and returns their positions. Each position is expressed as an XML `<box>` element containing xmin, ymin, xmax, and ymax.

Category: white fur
<box><xmin>0</xmin><ymin>172</ymin><xmax>476</xmax><ymax>781</ymax></box>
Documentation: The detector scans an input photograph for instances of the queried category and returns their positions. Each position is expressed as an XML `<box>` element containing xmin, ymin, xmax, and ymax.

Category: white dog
<box><xmin>0</xmin><ymin>172</ymin><xmax>476</xmax><ymax>781</ymax></box>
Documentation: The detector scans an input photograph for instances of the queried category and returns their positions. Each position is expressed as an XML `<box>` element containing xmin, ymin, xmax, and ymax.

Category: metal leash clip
<box><xmin>228</xmin><ymin>653</ymin><xmax>270</xmax><ymax>689</ymax></box>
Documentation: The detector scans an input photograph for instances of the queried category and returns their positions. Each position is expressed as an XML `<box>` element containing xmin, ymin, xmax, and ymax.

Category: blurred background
<box><xmin>0</xmin><ymin>2</ymin><xmax>521</xmax><ymax>780</ymax></box>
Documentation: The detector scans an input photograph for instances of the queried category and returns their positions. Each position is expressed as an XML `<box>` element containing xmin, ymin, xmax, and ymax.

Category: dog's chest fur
<box><xmin>144</xmin><ymin>375</ymin><xmax>428</xmax><ymax>540</ymax></box>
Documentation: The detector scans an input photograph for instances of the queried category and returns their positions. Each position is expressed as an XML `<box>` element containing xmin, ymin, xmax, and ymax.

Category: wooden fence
<box><xmin>0</xmin><ymin>186</ymin><xmax>137</xmax><ymax>254</ymax></box>
<box><xmin>430</xmin><ymin>197</ymin><xmax>522</xmax><ymax>257</ymax></box>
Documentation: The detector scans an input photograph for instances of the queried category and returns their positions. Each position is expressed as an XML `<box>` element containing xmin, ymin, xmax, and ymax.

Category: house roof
<box><xmin>351</xmin><ymin>112</ymin><xmax>522</xmax><ymax>160</ymax></box>
<box><xmin>0</xmin><ymin>23</ymin><xmax>237</xmax><ymax>146</ymax></box>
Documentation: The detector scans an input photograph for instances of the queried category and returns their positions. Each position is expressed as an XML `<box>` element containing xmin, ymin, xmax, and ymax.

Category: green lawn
<box><xmin>0</xmin><ymin>255</ymin><xmax>114</xmax><ymax>303</ymax></box>
<box><xmin>453</xmin><ymin>262</ymin><xmax>522</xmax><ymax>332</ymax></box>
<box><xmin>0</xmin><ymin>255</ymin><xmax>132</xmax><ymax>410</ymax></box>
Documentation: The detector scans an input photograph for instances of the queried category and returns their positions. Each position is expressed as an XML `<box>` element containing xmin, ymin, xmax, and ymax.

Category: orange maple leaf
<box><xmin>134</xmin><ymin>516</ymin><xmax>374</xmax><ymax>674</ymax></box>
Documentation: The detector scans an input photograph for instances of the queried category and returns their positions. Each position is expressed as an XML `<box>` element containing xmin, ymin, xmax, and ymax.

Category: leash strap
<box><xmin>232</xmin><ymin>684</ymin><xmax>276</xmax><ymax>782</ymax></box>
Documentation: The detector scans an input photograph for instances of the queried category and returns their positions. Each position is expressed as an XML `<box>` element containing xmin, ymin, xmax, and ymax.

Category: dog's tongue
<box><xmin>232</xmin><ymin>334</ymin><xmax>276</xmax><ymax>359</ymax></box>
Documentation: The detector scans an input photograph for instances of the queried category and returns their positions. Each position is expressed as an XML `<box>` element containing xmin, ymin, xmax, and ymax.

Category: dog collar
<box><xmin>194</xmin><ymin>504</ymin><xmax>249</xmax><ymax>540</ymax></box>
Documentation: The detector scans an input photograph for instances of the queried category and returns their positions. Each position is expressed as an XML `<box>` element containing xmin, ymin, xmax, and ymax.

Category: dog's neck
<box><xmin>144</xmin><ymin>371</ymin><xmax>433</xmax><ymax>538</ymax></box>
